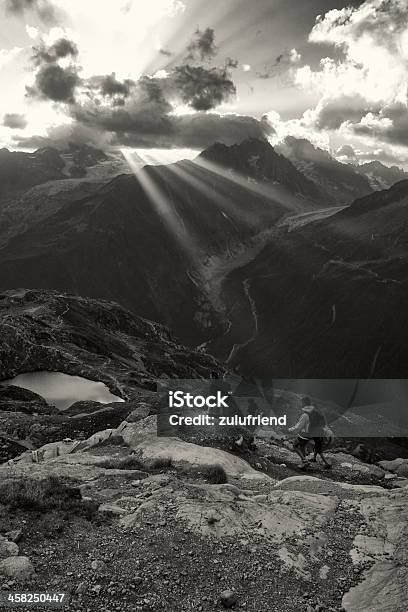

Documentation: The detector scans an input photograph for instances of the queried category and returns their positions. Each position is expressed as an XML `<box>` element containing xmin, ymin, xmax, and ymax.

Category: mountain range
<box><xmin>0</xmin><ymin>137</ymin><xmax>407</xmax><ymax>376</ymax></box>
<box><xmin>0</xmin><ymin>138</ymin><xmax>334</xmax><ymax>344</ymax></box>
<box><xmin>353</xmin><ymin>160</ymin><xmax>408</xmax><ymax>190</ymax></box>
<box><xmin>276</xmin><ymin>136</ymin><xmax>374</xmax><ymax>204</ymax></box>
<box><xmin>214</xmin><ymin>178</ymin><xmax>408</xmax><ymax>378</ymax></box>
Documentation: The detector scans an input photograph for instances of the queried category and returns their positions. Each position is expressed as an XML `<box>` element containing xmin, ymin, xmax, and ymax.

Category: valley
<box><xmin>0</xmin><ymin>139</ymin><xmax>407</xmax><ymax>378</ymax></box>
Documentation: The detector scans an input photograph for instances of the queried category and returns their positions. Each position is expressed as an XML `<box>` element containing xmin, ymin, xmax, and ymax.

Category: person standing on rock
<box><xmin>288</xmin><ymin>396</ymin><xmax>332</xmax><ymax>470</ymax></box>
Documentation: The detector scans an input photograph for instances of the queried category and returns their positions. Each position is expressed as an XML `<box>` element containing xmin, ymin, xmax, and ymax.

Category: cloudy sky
<box><xmin>0</xmin><ymin>0</ymin><xmax>407</xmax><ymax>166</ymax></box>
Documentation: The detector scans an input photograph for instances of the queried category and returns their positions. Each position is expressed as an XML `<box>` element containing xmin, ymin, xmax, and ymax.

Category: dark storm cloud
<box><xmin>27</xmin><ymin>36</ymin><xmax>81</xmax><ymax>103</ymax></box>
<box><xmin>2</xmin><ymin>113</ymin><xmax>27</xmax><ymax>129</ymax></box>
<box><xmin>87</xmin><ymin>73</ymin><xmax>135</xmax><ymax>98</ymax></box>
<box><xmin>100</xmin><ymin>74</ymin><xmax>134</xmax><ymax>97</ymax></box>
<box><xmin>27</xmin><ymin>64</ymin><xmax>81</xmax><ymax>103</ymax></box>
<box><xmin>67</xmin><ymin>62</ymin><xmax>253</xmax><ymax>147</ymax></box>
<box><xmin>12</xmin><ymin>106</ymin><xmax>272</xmax><ymax>151</ymax></box>
<box><xmin>32</xmin><ymin>37</ymin><xmax>79</xmax><ymax>65</ymax></box>
<box><xmin>26</xmin><ymin>32</ymin><xmax>236</xmax><ymax>112</ymax></box>
<box><xmin>109</xmin><ymin>112</ymin><xmax>274</xmax><ymax>149</ymax></box>
<box><xmin>11</xmin><ymin>123</ymin><xmax>112</xmax><ymax>150</ymax></box>
<box><xmin>173</xmin><ymin>65</ymin><xmax>236</xmax><ymax>111</ymax></box>
<box><xmin>5</xmin><ymin>0</ymin><xmax>59</xmax><ymax>24</ymax></box>
<box><xmin>51</xmin><ymin>38</ymin><xmax>78</xmax><ymax>58</ymax></box>
<box><xmin>51</xmin><ymin>67</ymin><xmax>270</xmax><ymax>150</ymax></box>
<box><xmin>165</xmin><ymin>113</ymin><xmax>273</xmax><ymax>149</ymax></box>
<box><xmin>72</xmin><ymin>76</ymin><xmax>173</xmax><ymax>135</ymax></box>
<box><xmin>186</xmin><ymin>27</ymin><xmax>217</xmax><ymax>61</ymax></box>
<box><xmin>139</xmin><ymin>77</ymin><xmax>171</xmax><ymax>106</ymax></box>
<box><xmin>21</xmin><ymin>23</ymin><xmax>264</xmax><ymax>150</ymax></box>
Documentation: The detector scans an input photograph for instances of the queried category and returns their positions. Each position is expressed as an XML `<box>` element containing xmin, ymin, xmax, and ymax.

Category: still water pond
<box><xmin>4</xmin><ymin>371</ymin><xmax>124</xmax><ymax>411</ymax></box>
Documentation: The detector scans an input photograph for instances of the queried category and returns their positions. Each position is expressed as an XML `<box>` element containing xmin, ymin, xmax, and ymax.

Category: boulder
<box><xmin>396</xmin><ymin>464</ymin><xmax>408</xmax><ymax>478</ymax></box>
<box><xmin>220</xmin><ymin>589</ymin><xmax>238</xmax><ymax>608</ymax></box>
<box><xmin>120</xmin><ymin>419</ymin><xmax>270</xmax><ymax>481</ymax></box>
<box><xmin>0</xmin><ymin>556</ymin><xmax>35</xmax><ymax>582</ymax></box>
<box><xmin>325</xmin><ymin>452</ymin><xmax>385</xmax><ymax>479</ymax></box>
<box><xmin>125</xmin><ymin>402</ymin><xmax>152</xmax><ymax>422</ymax></box>
<box><xmin>274</xmin><ymin>475</ymin><xmax>387</xmax><ymax>496</ymax></box>
<box><xmin>342</xmin><ymin>487</ymin><xmax>408</xmax><ymax>611</ymax></box>
<box><xmin>91</xmin><ymin>559</ymin><xmax>107</xmax><ymax>572</ymax></box>
<box><xmin>378</xmin><ymin>458</ymin><xmax>407</xmax><ymax>473</ymax></box>
<box><xmin>342</xmin><ymin>562</ymin><xmax>408</xmax><ymax>612</ymax></box>
<box><xmin>0</xmin><ymin>540</ymin><xmax>19</xmax><ymax>559</ymax></box>
<box><xmin>98</xmin><ymin>503</ymin><xmax>128</xmax><ymax>516</ymax></box>
<box><xmin>5</xmin><ymin>529</ymin><xmax>23</xmax><ymax>543</ymax></box>
<box><xmin>263</xmin><ymin>443</ymin><xmax>300</xmax><ymax>466</ymax></box>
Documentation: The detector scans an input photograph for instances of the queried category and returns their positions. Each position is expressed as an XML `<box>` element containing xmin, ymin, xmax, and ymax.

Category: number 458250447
<box><xmin>4</xmin><ymin>592</ymin><xmax>67</xmax><ymax>606</ymax></box>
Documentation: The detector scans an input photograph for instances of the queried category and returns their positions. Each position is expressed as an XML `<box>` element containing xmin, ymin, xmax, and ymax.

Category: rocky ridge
<box><xmin>276</xmin><ymin>137</ymin><xmax>373</xmax><ymax>205</ymax></box>
<box><xmin>0</xmin><ymin>289</ymin><xmax>221</xmax><ymax>461</ymax></box>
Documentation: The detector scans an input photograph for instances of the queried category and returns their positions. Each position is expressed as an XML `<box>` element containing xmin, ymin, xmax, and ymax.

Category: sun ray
<box><xmin>192</xmin><ymin>155</ymin><xmax>308</xmax><ymax>214</ymax></box>
<box><xmin>134</xmin><ymin>148</ymin><xmax>198</xmax><ymax>166</ymax></box>
<box><xmin>163</xmin><ymin>159</ymin><xmax>256</xmax><ymax>226</ymax></box>
<box><xmin>120</xmin><ymin>148</ymin><xmax>196</xmax><ymax>261</ymax></box>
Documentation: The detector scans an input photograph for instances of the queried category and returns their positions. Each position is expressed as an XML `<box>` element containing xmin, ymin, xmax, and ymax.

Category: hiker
<box><xmin>288</xmin><ymin>396</ymin><xmax>332</xmax><ymax>469</ymax></box>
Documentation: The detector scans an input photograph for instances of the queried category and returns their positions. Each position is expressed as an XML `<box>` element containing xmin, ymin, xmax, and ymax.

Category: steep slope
<box><xmin>353</xmin><ymin>160</ymin><xmax>408</xmax><ymax>190</ymax></box>
<box><xmin>277</xmin><ymin>136</ymin><xmax>373</xmax><ymax>204</ymax></box>
<box><xmin>0</xmin><ymin>288</ymin><xmax>220</xmax><ymax>389</ymax></box>
<box><xmin>0</xmin><ymin>147</ymin><xmax>65</xmax><ymax>198</ymax></box>
<box><xmin>0</xmin><ymin>173</ymin><xmax>218</xmax><ymax>343</ymax></box>
<box><xmin>309</xmin><ymin>178</ymin><xmax>408</xmax><ymax>266</ymax></box>
<box><xmin>0</xmin><ymin>179</ymin><xmax>103</xmax><ymax>249</ymax></box>
<box><xmin>0</xmin><ymin>288</ymin><xmax>222</xmax><ymax>459</ymax></box>
<box><xmin>200</xmin><ymin>137</ymin><xmax>328</xmax><ymax>203</ymax></box>
<box><xmin>210</xmin><ymin>180</ymin><xmax>408</xmax><ymax>377</ymax></box>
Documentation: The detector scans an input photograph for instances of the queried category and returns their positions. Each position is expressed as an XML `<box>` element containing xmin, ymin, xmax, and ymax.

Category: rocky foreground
<box><xmin>1</xmin><ymin>412</ymin><xmax>408</xmax><ymax>612</ymax></box>
<box><xmin>1</xmin><ymin>289</ymin><xmax>408</xmax><ymax>610</ymax></box>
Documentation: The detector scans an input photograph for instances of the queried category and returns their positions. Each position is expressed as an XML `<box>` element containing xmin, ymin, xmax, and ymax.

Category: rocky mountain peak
<box><xmin>199</xmin><ymin>137</ymin><xmax>326</xmax><ymax>202</ymax></box>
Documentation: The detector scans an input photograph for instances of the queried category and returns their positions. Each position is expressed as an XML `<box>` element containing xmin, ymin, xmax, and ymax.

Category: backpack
<box><xmin>308</xmin><ymin>406</ymin><xmax>326</xmax><ymax>435</ymax></box>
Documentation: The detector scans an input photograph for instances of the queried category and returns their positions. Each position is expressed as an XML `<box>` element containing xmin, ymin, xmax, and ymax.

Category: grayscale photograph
<box><xmin>0</xmin><ymin>1</ymin><xmax>407</xmax><ymax>611</ymax></box>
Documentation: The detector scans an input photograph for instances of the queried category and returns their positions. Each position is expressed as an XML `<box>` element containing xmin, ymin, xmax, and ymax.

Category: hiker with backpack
<box><xmin>288</xmin><ymin>396</ymin><xmax>333</xmax><ymax>469</ymax></box>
